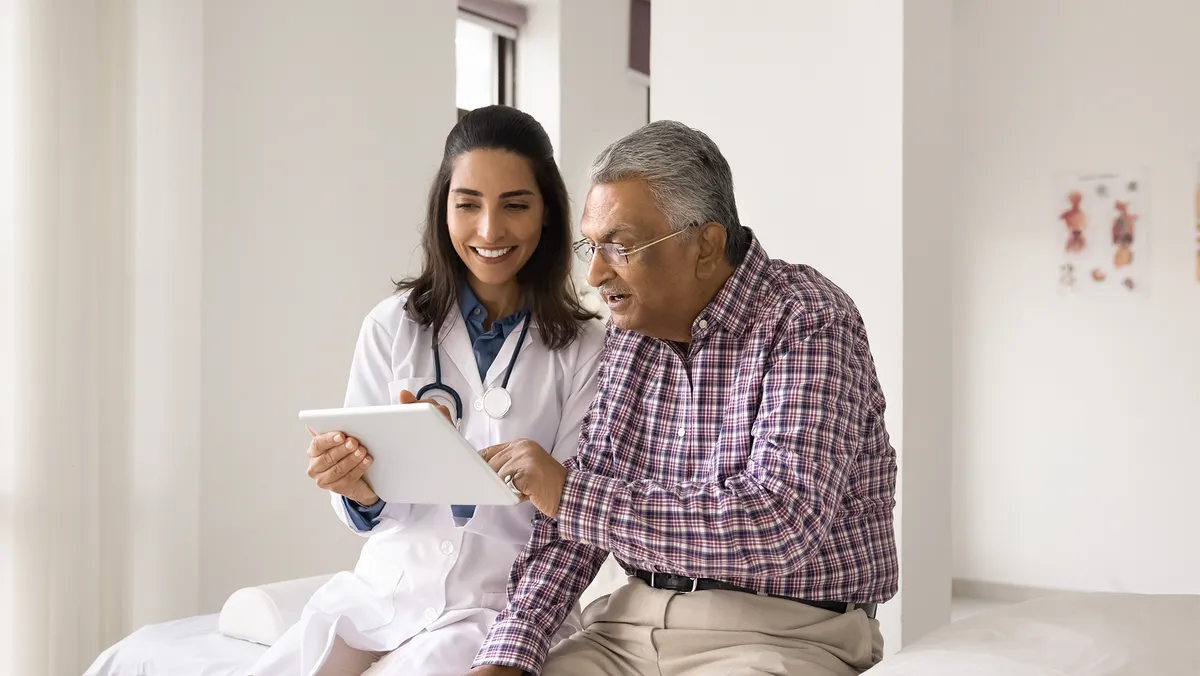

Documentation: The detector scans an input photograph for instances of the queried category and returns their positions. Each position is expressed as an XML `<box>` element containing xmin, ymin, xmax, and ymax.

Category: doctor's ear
<box><xmin>694</xmin><ymin>222</ymin><xmax>727</xmax><ymax>279</ymax></box>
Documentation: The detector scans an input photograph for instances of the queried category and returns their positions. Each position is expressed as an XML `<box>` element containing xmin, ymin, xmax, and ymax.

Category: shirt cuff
<box><xmin>344</xmin><ymin>497</ymin><xmax>386</xmax><ymax>532</ymax></box>
<box><xmin>556</xmin><ymin>469</ymin><xmax>619</xmax><ymax>550</ymax></box>
<box><xmin>472</xmin><ymin>618</ymin><xmax>553</xmax><ymax>675</ymax></box>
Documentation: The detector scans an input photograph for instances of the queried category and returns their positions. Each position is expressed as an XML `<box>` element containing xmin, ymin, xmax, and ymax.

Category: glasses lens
<box><xmin>598</xmin><ymin>244</ymin><xmax>627</xmax><ymax>267</ymax></box>
<box><xmin>573</xmin><ymin>242</ymin><xmax>593</xmax><ymax>263</ymax></box>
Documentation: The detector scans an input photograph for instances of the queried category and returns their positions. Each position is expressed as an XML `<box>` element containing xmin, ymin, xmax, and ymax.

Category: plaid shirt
<box><xmin>474</xmin><ymin>237</ymin><xmax>898</xmax><ymax>674</ymax></box>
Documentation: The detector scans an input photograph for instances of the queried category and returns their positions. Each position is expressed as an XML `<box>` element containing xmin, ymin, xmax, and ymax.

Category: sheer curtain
<box><xmin>1</xmin><ymin>2</ymin><xmax>201</xmax><ymax>674</ymax></box>
<box><xmin>2</xmin><ymin>2</ymin><xmax>132</xmax><ymax>673</ymax></box>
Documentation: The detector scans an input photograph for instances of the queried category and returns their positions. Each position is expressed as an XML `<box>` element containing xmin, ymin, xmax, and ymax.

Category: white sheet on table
<box><xmin>84</xmin><ymin>614</ymin><xmax>266</xmax><ymax>676</ymax></box>
<box><xmin>868</xmin><ymin>592</ymin><xmax>1200</xmax><ymax>676</ymax></box>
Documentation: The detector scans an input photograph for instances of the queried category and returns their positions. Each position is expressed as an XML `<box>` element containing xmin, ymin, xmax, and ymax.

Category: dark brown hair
<box><xmin>395</xmin><ymin>105</ymin><xmax>596</xmax><ymax>350</ymax></box>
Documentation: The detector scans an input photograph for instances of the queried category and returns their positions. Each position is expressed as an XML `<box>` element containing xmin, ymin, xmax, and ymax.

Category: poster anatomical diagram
<box><xmin>1055</xmin><ymin>171</ymin><xmax>1147</xmax><ymax>294</ymax></box>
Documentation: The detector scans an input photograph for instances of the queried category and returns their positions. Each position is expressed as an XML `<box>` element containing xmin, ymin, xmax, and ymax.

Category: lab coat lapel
<box><xmin>482</xmin><ymin>317</ymin><xmax>531</xmax><ymax>389</ymax></box>
<box><xmin>438</xmin><ymin>313</ymin><xmax>484</xmax><ymax>394</ymax></box>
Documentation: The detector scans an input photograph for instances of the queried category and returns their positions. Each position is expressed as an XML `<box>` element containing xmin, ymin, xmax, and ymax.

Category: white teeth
<box><xmin>473</xmin><ymin>247</ymin><xmax>513</xmax><ymax>259</ymax></box>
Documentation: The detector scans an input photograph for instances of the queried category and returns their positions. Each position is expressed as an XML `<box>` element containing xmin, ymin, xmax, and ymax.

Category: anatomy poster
<box><xmin>1055</xmin><ymin>171</ymin><xmax>1147</xmax><ymax>294</ymax></box>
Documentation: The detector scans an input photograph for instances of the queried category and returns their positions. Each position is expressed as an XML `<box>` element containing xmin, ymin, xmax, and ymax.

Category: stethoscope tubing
<box><xmin>418</xmin><ymin>314</ymin><xmax>532</xmax><ymax>422</ymax></box>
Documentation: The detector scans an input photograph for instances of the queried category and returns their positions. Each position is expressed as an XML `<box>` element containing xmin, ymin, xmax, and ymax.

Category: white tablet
<box><xmin>298</xmin><ymin>403</ymin><xmax>521</xmax><ymax>506</ymax></box>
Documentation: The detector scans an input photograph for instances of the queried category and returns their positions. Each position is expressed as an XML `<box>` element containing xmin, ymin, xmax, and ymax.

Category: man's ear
<box><xmin>695</xmin><ymin>222</ymin><xmax>727</xmax><ymax>278</ymax></box>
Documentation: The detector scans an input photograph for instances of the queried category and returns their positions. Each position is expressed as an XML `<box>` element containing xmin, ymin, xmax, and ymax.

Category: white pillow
<box><xmin>218</xmin><ymin>574</ymin><xmax>335</xmax><ymax>646</ymax></box>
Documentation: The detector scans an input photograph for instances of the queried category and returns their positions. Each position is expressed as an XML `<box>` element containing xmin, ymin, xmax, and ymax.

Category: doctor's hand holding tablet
<box><xmin>304</xmin><ymin>429</ymin><xmax>376</xmax><ymax>506</ymax></box>
<box><xmin>304</xmin><ymin>389</ymin><xmax>465</xmax><ymax>506</ymax></box>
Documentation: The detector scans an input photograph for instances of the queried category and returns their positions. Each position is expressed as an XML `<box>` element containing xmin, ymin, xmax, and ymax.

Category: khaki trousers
<box><xmin>542</xmin><ymin>578</ymin><xmax>883</xmax><ymax>676</ymax></box>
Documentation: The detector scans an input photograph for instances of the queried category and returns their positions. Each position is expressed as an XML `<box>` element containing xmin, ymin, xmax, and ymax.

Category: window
<box><xmin>629</xmin><ymin>0</ymin><xmax>650</xmax><ymax>123</ymax></box>
<box><xmin>455</xmin><ymin>11</ymin><xmax>516</xmax><ymax>119</ymax></box>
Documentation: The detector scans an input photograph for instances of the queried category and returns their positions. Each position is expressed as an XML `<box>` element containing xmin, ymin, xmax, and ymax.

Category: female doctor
<box><xmin>251</xmin><ymin>105</ymin><xmax>604</xmax><ymax>676</ymax></box>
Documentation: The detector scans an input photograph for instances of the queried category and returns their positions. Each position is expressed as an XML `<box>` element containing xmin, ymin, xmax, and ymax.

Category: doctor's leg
<box><xmin>250</xmin><ymin>620</ymin><xmax>383</xmax><ymax>676</ymax></box>
<box><xmin>315</xmin><ymin>636</ymin><xmax>385</xmax><ymax>676</ymax></box>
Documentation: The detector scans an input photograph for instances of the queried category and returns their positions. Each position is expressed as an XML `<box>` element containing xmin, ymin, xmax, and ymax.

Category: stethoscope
<box><xmin>418</xmin><ymin>315</ymin><xmax>532</xmax><ymax>424</ymax></box>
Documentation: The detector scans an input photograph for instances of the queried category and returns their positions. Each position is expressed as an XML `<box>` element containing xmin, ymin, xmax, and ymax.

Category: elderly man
<box><xmin>470</xmin><ymin>121</ymin><xmax>898</xmax><ymax>676</ymax></box>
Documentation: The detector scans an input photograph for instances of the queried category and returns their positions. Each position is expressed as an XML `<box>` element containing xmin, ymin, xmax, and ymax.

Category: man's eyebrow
<box><xmin>588</xmin><ymin>222</ymin><xmax>634</xmax><ymax>242</ymax></box>
<box><xmin>450</xmin><ymin>188</ymin><xmax>535</xmax><ymax>198</ymax></box>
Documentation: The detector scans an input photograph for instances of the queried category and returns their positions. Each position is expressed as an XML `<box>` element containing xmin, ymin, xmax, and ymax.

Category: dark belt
<box><xmin>635</xmin><ymin>570</ymin><xmax>876</xmax><ymax>619</ymax></box>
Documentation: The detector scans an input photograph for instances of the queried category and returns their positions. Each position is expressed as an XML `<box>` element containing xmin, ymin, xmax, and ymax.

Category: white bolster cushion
<box><xmin>218</xmin><ymin>574</ymin><xmax>335</xmax><ymax>646</ymax></box>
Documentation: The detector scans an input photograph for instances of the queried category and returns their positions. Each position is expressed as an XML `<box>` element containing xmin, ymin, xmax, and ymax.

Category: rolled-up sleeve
<box><xmin>471</xmin><ymin>503</ymin><xmax>607</xmax><ymax>673</ymax></box>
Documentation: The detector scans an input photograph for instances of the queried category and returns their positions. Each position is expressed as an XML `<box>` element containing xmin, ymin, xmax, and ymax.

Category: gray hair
<box><xmin>589</xmin><ymin>120</ymin><xmax>750</xmax><ymax>264</ymax></box>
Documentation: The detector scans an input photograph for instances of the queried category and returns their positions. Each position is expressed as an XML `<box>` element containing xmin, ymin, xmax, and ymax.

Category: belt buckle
<box><xmin>850</xmin><ymin>602</ymin><xmax>878</xmax><ymax>619</ymax></box>
<box><xmin>649</xmin><ymin>572</ymin><xmax>699</xmax><ymax>593</ymax></box>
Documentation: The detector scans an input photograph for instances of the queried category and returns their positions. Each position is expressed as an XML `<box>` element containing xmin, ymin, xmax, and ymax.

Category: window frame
<box><xmin>457</xmin><ymin>10</ymin><xmax>517</xmax><ymax>120</ymax></box>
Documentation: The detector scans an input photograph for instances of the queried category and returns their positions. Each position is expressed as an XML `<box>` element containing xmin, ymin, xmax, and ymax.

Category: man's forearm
<box><xmin>473</xmin><ymin>517</ymin><xmax>607</xmax><ymax>674</ymax></box>
<box><xmin>555</xmin><ymin>461</ymin><xmax>843</xmax><ymax>580</ymax></box>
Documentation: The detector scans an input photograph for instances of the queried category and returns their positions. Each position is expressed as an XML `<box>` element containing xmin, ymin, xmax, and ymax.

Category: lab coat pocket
<box><xmin>306</xmin><ymin>558</ymin><xmax>403</xmax><ymax>633</ymax></box>
<box><xmin>481</xmin><ymin>591</ymin><xmax>508</xmax><ymax>613</ymax></box>
<box><xmin>463</xmin><ymin>502</ymin><xmax>538</xmax><ymax>546</ymax></box>
<box><xmin>346</xmin><ymin>552</ymin><xmax>405</xmax><ymax>630</ymax></box>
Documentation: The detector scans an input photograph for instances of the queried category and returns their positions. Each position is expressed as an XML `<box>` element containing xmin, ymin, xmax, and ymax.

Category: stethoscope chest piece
<box><xmin>481</xmin><ymin>386</ymin><xmax>513</xmax><ymax>419</ymax></box>
<box><xmin>427</xmin><ymin>313</ymin><xmax>532</xmax><ymax>422</ymax></box>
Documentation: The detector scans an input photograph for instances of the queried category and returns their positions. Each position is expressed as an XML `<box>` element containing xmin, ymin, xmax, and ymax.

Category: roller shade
<box><xmin>630</xmin><ymin>0</ymin><xmax>650</xmax><ymax>76</ymax></box>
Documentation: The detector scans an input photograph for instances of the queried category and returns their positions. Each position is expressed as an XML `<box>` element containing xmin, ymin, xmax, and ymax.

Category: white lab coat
<box><xmin>251</xmin><ymin>292</ymin><xmax>605</xmax><ymax>676</ymax></box>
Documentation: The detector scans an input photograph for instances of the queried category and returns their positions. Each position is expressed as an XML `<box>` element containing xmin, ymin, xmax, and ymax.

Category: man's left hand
<box><xmin>481</xmin><ymin>439</ymin><xmax>566</xmax><ymax>518</ymax></box>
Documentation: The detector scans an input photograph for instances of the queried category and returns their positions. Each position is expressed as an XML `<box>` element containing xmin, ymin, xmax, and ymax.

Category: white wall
<box><xmin>901</xmin><ymin>0</ymin><xmax>955</xmax><ymax>646</ymax></box>
<box><xmin>953</xmin><ymin>0</ymin><xmax>1200</xmax><ymax>594</ymax></box>
<box><xmin>200</xmin><ymin>0</ymin><xmax>455</xmax><ymax>611</ymax></box>
<box><xmin>516</xmin><ymin>0</ymin><xmax>648</xmax><ymax>315</ymax></box>
<box><xmin>557</xmin><ymin>1</ymin><xmax>649</xmax><ymax>224</ymax></box>
<box><xmin>515</xmin><ymin>0</ymin><xmax>561</xmax><ymax>156</ymax></box>
<box><xmin>129</xmin><ymin>0</ymin><xmax>205</xmax><ymax>627</ymax></box>
<box><xmin>652</xmin><ymin>0</ymin><xmax>955</xmax><ymax>651</ymax></box>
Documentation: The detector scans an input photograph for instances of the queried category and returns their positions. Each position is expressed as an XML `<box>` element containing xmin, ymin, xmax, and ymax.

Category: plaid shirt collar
<box><xmin>690</xmin><ymin>230</ymin><xmax>769</xmax><ymax>338</ymax></box>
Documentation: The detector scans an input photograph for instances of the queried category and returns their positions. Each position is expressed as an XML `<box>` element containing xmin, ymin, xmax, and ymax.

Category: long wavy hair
<box><xmin>395</xmin><ymin>105</ymin><xmax>595</xmax><ymax>350</ymax></box>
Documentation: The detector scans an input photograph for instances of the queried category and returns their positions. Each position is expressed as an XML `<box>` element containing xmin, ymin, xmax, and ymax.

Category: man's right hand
<box><xmin>467</xmin><ymin>667</ymin><xmax>522</xmax><ymax>676</ymax></box>
<box><xmin>307</xmin><ymin>431</ymin><xmax>378</xmax><ymax>506</ymax></box>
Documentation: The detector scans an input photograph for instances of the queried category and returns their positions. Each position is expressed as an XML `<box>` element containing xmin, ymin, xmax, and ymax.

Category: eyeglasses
<box><xmin>573</xmin><ymin>225</ymin><xmax>695</xmax><ymax>267</ymax></box>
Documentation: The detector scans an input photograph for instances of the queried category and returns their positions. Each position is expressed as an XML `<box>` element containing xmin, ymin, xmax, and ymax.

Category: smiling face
<box><xmin>447</xmin><ymin>149</ymin><xmax>544</xmax><ymax>290</ymax></box>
